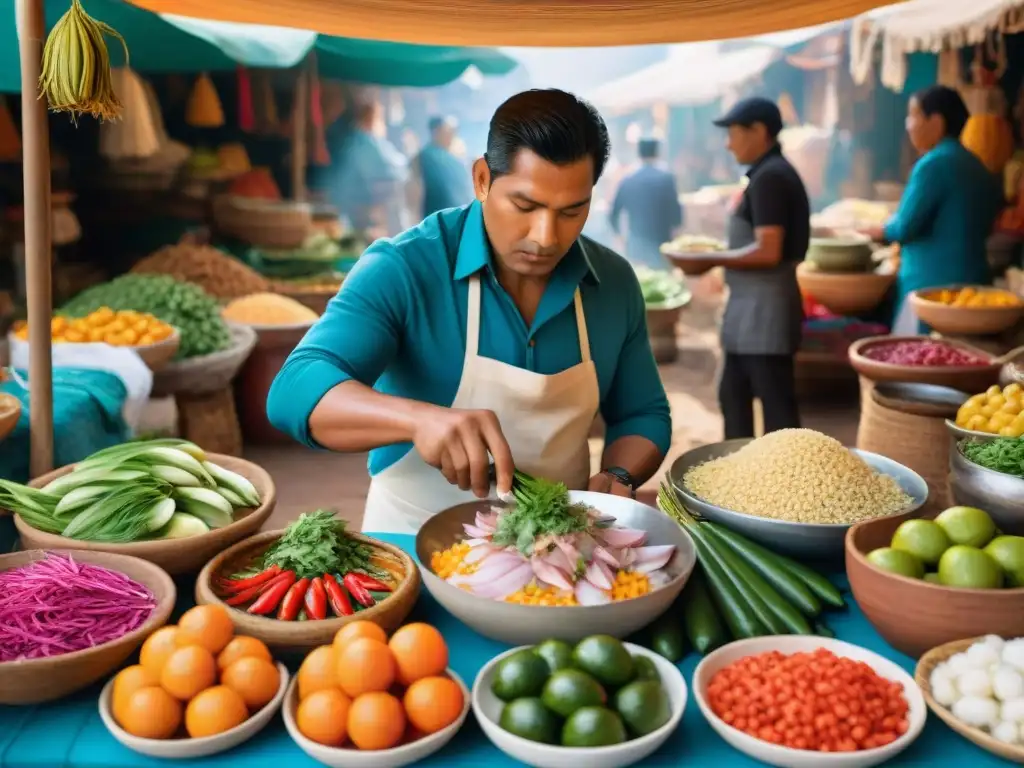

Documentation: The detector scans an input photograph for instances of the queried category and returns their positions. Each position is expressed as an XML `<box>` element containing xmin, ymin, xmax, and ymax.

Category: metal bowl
<box><xmin>668</xmin><ymin>439</ymin><xmax>928</xmax><ymax>560</ymax></box>
<box><xmin>949</xmin><ymin>442</ymin><xmax>1024</xmax><ymax>535</ymax></box>
<box><xmin>944</xmin><ymin>419</ymin><xmax>1000</xmax><ymax>443</ymax></box>
<box><xmin>414</xmin><ymin>492</ymin><xmax>696</xmax><ymax>646</ymax></box>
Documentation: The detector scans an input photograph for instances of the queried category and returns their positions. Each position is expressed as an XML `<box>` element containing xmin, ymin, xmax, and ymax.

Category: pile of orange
<box><xmin>294</xmin><ymin>620</ymin><xmax>464</xmax><ymax>751</ymax></box>
<box><xmin>111</xmin><ymin>605</ymin><xmax>281</xmax><ymax>740</ymax></box>
<box><xmin>13</xmin><ymin>308</ymin><xmax>175</xmax><ymax>346</ymax></box>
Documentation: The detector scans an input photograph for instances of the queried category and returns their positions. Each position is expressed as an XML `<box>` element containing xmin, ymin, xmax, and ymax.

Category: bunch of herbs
<box><xmin>492</xmin><ymin>471</ymin><xmax>591</xmax><ymax>555</ymax></box>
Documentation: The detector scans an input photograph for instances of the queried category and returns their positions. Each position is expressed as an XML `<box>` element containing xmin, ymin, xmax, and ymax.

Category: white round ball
<box><xmin>993</xmin><ymin>720</ymin><xmax>1020</xmax><ymax>745</ymax></box>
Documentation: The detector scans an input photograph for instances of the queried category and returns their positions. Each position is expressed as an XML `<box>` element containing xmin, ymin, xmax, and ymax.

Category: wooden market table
<box><xmin>0</xmin><ymin>530</ymin><xmax>1016</xmax><ymax>767</ymax></box>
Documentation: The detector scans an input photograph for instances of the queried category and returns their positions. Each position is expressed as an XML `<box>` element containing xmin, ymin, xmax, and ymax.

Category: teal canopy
<box><xmin>0</xmin><ymin>0</ymin><xmax>517</xmax><ymax>93</ymax></box>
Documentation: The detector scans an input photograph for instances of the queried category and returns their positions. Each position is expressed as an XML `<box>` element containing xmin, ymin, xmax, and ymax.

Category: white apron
<box><xmin>361</xmin><ymin>274</ymin><xmax>601</xmax><ymax>533</ymax></box>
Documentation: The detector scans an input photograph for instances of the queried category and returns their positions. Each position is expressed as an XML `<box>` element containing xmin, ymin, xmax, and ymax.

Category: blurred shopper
<box><xmin>664</xmin><ymin>97</ymin><xmax>809</xmax><ymax>440</ymax></box>
<box><xmin>861</xmin><ymin>85</ymin><xmax>1001</xmax><ymax>334</ymax></box>
<box><xmin>609</xmin><ymin>138</ymin><xmax>683</xmax><ymax>268</ymax></box>
<box><xmin>410</xmin><ymin>116</ymin><xmax>474</xmax><ymax>218</ymax></box>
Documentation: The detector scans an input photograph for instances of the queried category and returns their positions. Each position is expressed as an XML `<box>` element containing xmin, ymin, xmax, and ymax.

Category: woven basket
<box><xmin>212</xmin><ymin>196</ymin><xmax>313</xmax><ymax>250</ymax></box>
<box><xmin>856</xmin><ymin>379</ymin><xmax>951</xmax><ymax>514</ymax></box>
<box><xmin>177</xmin><ymin>387</ymin><xmax>243</xmax><ymax>457</ymax></box>
<box><xmin>0</xmin><ymin>392</ymin><xmax>20</xmax><ymax>442</ymax></box>
<box><xmin>152</xmin><ymin>323</ymin><xmax>257</xmax><ymax>397</ymax></box>
<box><xmin>916</xmin><ymin>637</ymin><xmax>1024</xmax><ymax>764</ymax></box>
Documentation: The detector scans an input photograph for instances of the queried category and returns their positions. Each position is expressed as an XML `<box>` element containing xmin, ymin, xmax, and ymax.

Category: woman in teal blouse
<box><xmin>865</xmin><ymin>86</ymin><xmax>1002</xmax><ymax>334</ymax></box>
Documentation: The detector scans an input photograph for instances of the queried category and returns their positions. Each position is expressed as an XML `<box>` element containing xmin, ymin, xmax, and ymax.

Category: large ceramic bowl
<box><xmin>415</xmin><ymin>492</ymin><xmax>696</xmax><ymax>645</ymax></box>
<box><xmin>473</xmin><ymin>643</ymin><xmax>686</xmax><ymax>768</ymax></box>
<box><xmin>669</xmin><ymin>439</ymin><xmax>928</xmax><ymax>560</ymax></box>
<box><xmin>796</xmin><ymin>263</ymin><xmax>894</xmax><ymax>317</ymax></box>
<box><xmin>805</xmin><ymin>236</ymin><xmax>874</xmax><ymax>272</ymax></box>
<box><xmin>848</xmin><ymin>335</ymin><xmax>1002</xmax><ymax>393</ymax></box>
<box><xmin>948</xmin><ymin>441</ymin><xmax>1024</xmax><ymax>535</ymax></box>
<box><xmin>911</xmin><ymin>286</ymin><xmax>1024</xmax><ymax>337</ymax></box>
<box><xmin>846</xmin><ymin>514</ymin><xmax>1024</xmax><ymax>657</ymax></box>
<box><xmin>693</xmin><ymin>636</ymin><xmax>926</xmax><ymax>768</ymax></box>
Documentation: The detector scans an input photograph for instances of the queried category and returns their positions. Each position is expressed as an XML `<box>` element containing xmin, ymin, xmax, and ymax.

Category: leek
<box><xmin>0</xmin><ymin>480</ymin><xmax>64</xmax><ymax>534</ymax></box>
<box><xmin>61</xmin><ymin>481</ymin><xmax>174</xmax><ymax>542</ymax></box>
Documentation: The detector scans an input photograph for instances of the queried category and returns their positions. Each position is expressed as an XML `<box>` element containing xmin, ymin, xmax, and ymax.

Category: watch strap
<box><xmin>602</xmin><ymin>466</ymin><xmax>636</xmax><ymax>493</ymax></box>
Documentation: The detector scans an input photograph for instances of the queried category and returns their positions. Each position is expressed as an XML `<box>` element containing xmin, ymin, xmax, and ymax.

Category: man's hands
<box><xmin>588</xmin><ymin>472</ymin><xmax>633</xmax><ymax>498</ymax></box>
<box><xmin>413</xmin><ymin>407</ymin><xmax>514</xmax><ymax>499</ymax></box>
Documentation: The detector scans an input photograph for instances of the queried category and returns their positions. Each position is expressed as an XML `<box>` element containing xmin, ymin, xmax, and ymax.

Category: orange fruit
<box><xmin>111</xmin><ymin>665</ymin><xmax>161</xmax><ymax>726</ymax></box>
<box><xmin>184</xmin><ymin>686</ymin><xmax>248</xmax><ymax>738</ymax></box>
<box><xmin>347</xmin><ymin>692</ymin><xmax>406</xmax><ymax>751</ymax></box>
<box><xmin>217</xmin><ymin>636</ymin><xmax>272</xmax><ymax>670</ymax></box>
<box><xmin>297</xmin><ymin>646</ymin><xmax>338</xmax><ymax>700</ymax></box>
<box><xmin>296</xmin><ymin>688</ymin><xmax>351</xmax><ymax>747</ymax></box>
<box><xmin>333</xmin><ymin>621</ymin><xmax>387</xmax><ymax>654</ymax></box>
<box><xmin>336</xmin><ymin>638</ymin><xmax>396</xmax><ymax>698</ymax></box>
<box><xmin>139</xmin><ymin>626</ymin><xmax>179</xmax><ymax>677</ymax></box>
<box><xmin>403</xmin><ymin>676</ymin><xmax>464</xmax><ymax>734</ymax></box>
<box><xmin>176</xmin><ymin>605</ymin><xmax>235</xmax><ymax>654</ymax></box>
<box><xmin>388</xmin><ymin>623</ymin><xmax>448</xmax><ymax>685</ymax></box>
<box><xmin>222</xmin><ymin>657</ymin><xmax>280</xmax><ymax>710</ymax></box>
<box><xmin>160</xmin><ymin>645</ymin><xmax>217</xmax><ymax>701</ymax></box>
<box><xmin>118</xmin><ymin>686</ymin><xmax>182</xmax><ymax>739</ymax></box>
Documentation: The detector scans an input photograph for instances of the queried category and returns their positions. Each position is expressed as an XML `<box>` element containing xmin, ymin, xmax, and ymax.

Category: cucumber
<box><xmin>695</xmin><ymin>524</ymin><xmax>786</xmax><ymax>634</ymax></box>
<box><xmin>681</xmin><ymin>570</ymin><xmax>728</xmax><ymax>654</ymax></box>
<box><xmin>702</xmin><ymin>525</ymin><xmax>813</xmax><ymax>635</ymax></box>
<box><xmin>650</xmin><ymin>616</ymin><xmax>688</xmax><ymax>663</ymax></box>
<box><xmin>689</xmin><ymin>528</ymin><xmax>764</xmax><ymax>640</ymax></box>
<box><xmin>703</xmin><ymin>523</ymin><xmax>822</xmax><ymax>618</ymax></box>
<box><xmin>814</xmin><ymin>621</ymin><xmax>835</xmax><ymax>638</ymax></box>
<box><xmin>774</xmin><ymin>555</ymin><xmax>845</xmax><ymax>609</ymax></box>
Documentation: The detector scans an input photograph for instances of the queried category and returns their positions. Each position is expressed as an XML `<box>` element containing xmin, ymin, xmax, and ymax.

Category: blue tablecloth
<box><xmin>0</xmin><ymin>533</ymin><xmax>1015</xmax><ymax>767</ymax></box>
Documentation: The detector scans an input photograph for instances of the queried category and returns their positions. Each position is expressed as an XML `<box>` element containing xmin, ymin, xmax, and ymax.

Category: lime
<box><xmin>866</xmin><ymin>547</ymin><xmax>925</xmax><ymax>579</ymax></box>
<box><xmin>984</xmin><ymin>536</ymin><xmax>1024</xmax><ymax>587</ymax></box>
<box><xmin>561</xmin><ymin>706</ymin><xmax>627</xmax><ymax>747</ymax></box>
<box><xmin>491</xmin><ymin>649</ymin><xmax>551</xmax><ymax>701</ymax></box>
<box><xmin>534</xmin><ymin>639</ymin><xmax>575</xmax><ymax>673</ymax></box>
<box><xmin>924</xmin><ymin>572</ymin><xmax>942</xmax><ymax>584</ymax></box>
<box><xmin>632</xmin><ymin>655</ymin><xmax>661</xmax><ymax>683</ymax></box>
<box><xmin>541</xmin><ymin>669</ymin><xmax>606</xmax><ymax>717</ymax></box>
<box><xmin>938</xmin><ymin>545</ymin><xmax>1004</xmax><ymax>589</ymax></box>
<box><xmin>573</xmin><ymin>635</ymin><xmax>636</xmax><ymax>688</ymax></box>
<box><xmin>934</xmin><ymin>506</ymin><xmax>996</xmax><ymax>548</ymax></box>
<box><xmin>499</xmin><ymin>697</ymin><xmax>560</xmax><ymax>744</ymax></box>
<box><xmin>891</xmin><ymin>519</ymin><xmax>951</xmax><ymax>566</ymax></box>
<box><xmin>614</xmin><ymin>680</ymin><xmax>672</xmax><ymax>736</ymax></box>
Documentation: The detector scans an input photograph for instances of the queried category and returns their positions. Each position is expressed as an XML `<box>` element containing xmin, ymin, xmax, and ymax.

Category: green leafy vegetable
<box><xmin>961</xmin><ymin>437</ymin><xmax>1024</xmax><ymax>477</ymax></box>
<box><xmin>491</xmin><ymin>471</ymin><xmax>591</xmax><ymax>556</ymax></box>
<box><xmin>260</xmin><ymin>509</ymin><xmax>387</xmax><ymax>580</ymax></box>
<box><xmin>634</xmin><ymin>267</ymin><xmax>691</xmax><ymax>309</ymax></box>
<box><xmin>0</xmin><ymin>480</ymin><xmax>64</xmax><ymax>534</ymax></box>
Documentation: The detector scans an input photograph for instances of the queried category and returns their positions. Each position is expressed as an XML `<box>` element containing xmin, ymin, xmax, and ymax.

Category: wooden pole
<box><xmin>17</xmin><ymin>0</ymin><xmax>54</xmax><ymax>477</ymax></box>
<box><xmin>291</xmin><ymin>63</ymin><xmax>309</xmax><ymax>202</ymax></box>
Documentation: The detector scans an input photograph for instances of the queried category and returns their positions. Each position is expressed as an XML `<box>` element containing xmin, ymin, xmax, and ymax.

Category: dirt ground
<box><xmin>249</xmin><ymin>285</ymin><xmax>861</xmax><ymax>530</ymax></box>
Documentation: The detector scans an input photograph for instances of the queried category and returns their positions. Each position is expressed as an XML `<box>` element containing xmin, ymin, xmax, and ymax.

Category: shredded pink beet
<box><xmin>0</xmin><ymin>552</ymin><xmax>156</xmax><ymax>662</ymax></box>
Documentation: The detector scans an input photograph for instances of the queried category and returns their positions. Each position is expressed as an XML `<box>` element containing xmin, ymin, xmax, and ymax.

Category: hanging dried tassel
<box><xmin>308</xmin><ymin>65</ymin><xmax>330</xmax><ymax>166</ymax></box>
<box><xmin>0</xmin><ymin>96</ymin><xmax>21</xmax><ymax>161</ymax></box>
<box><xmin>186</xmin><ymin>73</ymin><xmax>225</xmax><ymax>128</ymax></box>
<box><xmin>237</xmin><ymin>66</ymin><xmax>255</xmax><ymax>132</ymax></box>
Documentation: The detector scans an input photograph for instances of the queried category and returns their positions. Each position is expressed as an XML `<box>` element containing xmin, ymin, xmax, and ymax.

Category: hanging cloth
<box><xmin>0</xmin><ymin>96</ymin><xmax>21</xmax><ymax>162</ymax></box>
<box><xmin>237</xmin><ymin>67</ymin><xmax>255</xmax><ymax>132</ymax></box>
<box><xmin>186</xmin><ymin>73</ymin><xmax>225</xmax><ymax>128</ymax></box>
<box><xmin>307</xmin><ymin>64</ymin><xmax>330</xmax><ymax>166</ymax></box>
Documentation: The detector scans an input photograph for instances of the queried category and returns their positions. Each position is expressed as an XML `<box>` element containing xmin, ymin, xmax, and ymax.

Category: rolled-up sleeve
<box><xmin>600</xmin><ymin>271</ymin><xmax>672</xmax><ymax>455</ymax></box>
<box><xmin>266</xmin><ymin>242</ymin><xmax>410</xmax><ymax>447</ymax></box>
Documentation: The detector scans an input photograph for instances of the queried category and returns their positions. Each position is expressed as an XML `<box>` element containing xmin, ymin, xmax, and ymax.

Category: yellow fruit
<box><xmin>221</xmin><ymin>657</ymin><xmax>280</xmax><ymax>710</ymax></box>
<box><xmin>989</xmin><ymin>394</ymin><xmax>1007</xmax><ymax>410</ymax></box>
<box><xmin>217</xmin><ymin>636</ymin><xmax>273</xmax><ymax>670</ymax></box>
<box><xmin>176</xmin><ymin>605</ymin><xmax>235</xmax><ymax>654</ymax></box>
<box><xmin>140</xmin><ymin>626</ymin><xmax>180</xmax><ymax>677</ymax></box>
<box><xmin>981</xmin><ymin>405</ymin><xmax>997</xmax><ymax>418</ymax></box>
<box><xmin>119</xmin><ymin>686</ymin><xmax>182</xmax><ymax>739</ymax></box>
<box><xmin>1005</xmin><ymin>383</ymin><xmax>1023</xmax><ymax>398</ymax></box>
<box><xmin>297</xmin><ymin>646</ymin><xmax>338</xmax><ymax>700</ymax></box>
<box><xmin>966</xmin><ymin>414</ymin><xmax>989</xmax><ymax>432</ymax></box>
<box><xmin>987</xmin><ymin>385</ymin><xmax>1003</xmax><ymax>397</ymax></box>
<box><xmin>160</xmin><ymin>645</ymin><xmax>217</xmax><ymax>701</ymax></box>
<box><xmin>112</xmin><ymin>665</ymin><xmax>160</xmax><ymax>725</ymax></box>
<box><xmin>956</xmin><ymin>404</ymin><xmax>980</xmax><ymax>425</ymax></box>
<box><xmin>50</xmin><ymin>316</ymin><xmax>67</xmax><ymax>333</ymax></box>
<box><xmin>966</xmin><ymin>393</ymin><xmax>989</xmax><ymax>409</ymax></box>
<box><xmin>64</xmin><ymin>329</ymin><xmax>85</xmax><ymax>343</ymax></box>
<box><xmin>990</xmin><ymin>412</ymin><xmax>1015</xmax><ymax>430</ymax></box>
<box><xmin>184</xmin><ymin>686</ymin><xmax>248</xmax><ymax>738</ymax></box>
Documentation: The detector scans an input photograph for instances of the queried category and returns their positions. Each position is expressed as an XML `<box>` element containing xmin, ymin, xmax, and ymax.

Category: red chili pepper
<box><xmin>322</xmin><ymin>573</ymin><xmax>354</xmax><ymax>616</ymax></box>
<box><xmin>225</xmin><ymin>570</ymin><xmax>295</xmax><ymax>606</ymax></box>
<box><xmin>278</xmin><ymin>578</ymin><xmax>310</xmax><ymax>621</ymax></box>
<box><xmin>348</xmin><ymin>572</ymin><xmax>392</xmax><ymax>593</ymax></box>
<box><xmin>219</xmin><ymin>565</ymin><xmax>282</xmax><ymax>594</ymax></box>
<box><xmin>305</xmin><ymin>577</ymin><xmax>328</xmax><ymax>620</ymax></box>
<box><xmin>247</xmin><ymin>574</ymin><xmax>296</xmax><ymax>615</ymax></box>
<box><xmin>343</xmin><ymin>573</ymin><xmax>375</xmax><ymax>608</ymax></box>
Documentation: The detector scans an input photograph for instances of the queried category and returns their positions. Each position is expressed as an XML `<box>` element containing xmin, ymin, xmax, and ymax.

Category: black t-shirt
<box><xmin>734</xmin><ymin>145</ymin><xmax>810</xmax><ymax>263</ymax></box>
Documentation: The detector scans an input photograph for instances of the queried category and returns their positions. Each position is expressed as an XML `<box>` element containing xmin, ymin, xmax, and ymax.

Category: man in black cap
<box><xmin>666</xmin><ymin>97</ymin><xmax>809</xmax><ymax>439</ymax></box>
<box><xmin>609</xmin><ymin>138</ymin><xmax>683</xmax><ymax>269</ymax></box>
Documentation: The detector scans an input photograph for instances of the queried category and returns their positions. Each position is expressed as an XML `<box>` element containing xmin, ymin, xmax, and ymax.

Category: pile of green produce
<box><xmin>60</xmin><ymin>274</ymin><xmax>231</xmax><ymax>359</ymax></box>
<box><xmin>490</xmin><ymin>634</ymin><xmax>672</xmax><ymax>747</ymax></box>
<box><xmin>246</xmin><ymin>234</ymin><xmax>351</xmax><ymax>280</ymax></box>
<box><xmin>635</xmin><ymin>267</ymin><xmax>691</xmax><ymax>309</ymax></box>
<box><xmin>0</xmin><ymin>439</ymin><xmax>260</xmax><ymax>543</ymax></box>
<box><xmin>655</xmin><ymin>484</ymin><xmax>843</xmax><ymax>656</ymax></box>
<box><xmin>962</xmin><ymin>437</ymin><xmax>1024</xmax><ymax>477</ymax></box>
<box><xmin>867</xmin><ymin>506</ymin><xmax>1024</xmax><ymax>589</ymax></box>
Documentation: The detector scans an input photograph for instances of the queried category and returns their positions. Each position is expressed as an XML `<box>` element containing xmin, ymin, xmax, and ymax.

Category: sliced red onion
<box><xmin>575</xmin><ymin>578</ymin><xmax>611</xmax><ymax>606</ymax></box>
<box><xmin>449</xmin><ymin>551</ymin><xmax>525</xmax><ymax>585</ymax></box>
<box><xmin>476</xmin><ymin>511</ymin><xmax>499</xmax><ymax>531</ymax></box>
<box><xmin>532</xmin><ymin>556</ymin><xmax>574</xmax><ymax>591</ymax></box>
<box><xmin>554</xmin><ymin>538</ymin><xmax>580</xmax><ymax>568</ymax></box>
<box><xmin>546</xmin><ymin>545</ymin><xmax>573</xmax><ymax>573</ymax></box>
<box><xmin>631</xmin><ymin>545</ymin><xmax>676</xmax><ymax>572</ymax></box>
<box><xmin>470</xmin><ymin>563</ymin><xmax>534</xmax><ymax>600</ymax></box>
<box><xmin>463</xmin><ymin>524</ymin><xmax>493</xmax><ymax>538</ymax></box>
<box><xmin>597</xmin><ymin>527</ymin><xmax>647</xmax><ymax>548</ymax></box>
<box><xmin>593</xmin><ymin>546</ymin><xmax>620</xmax><ymax>568</ymax></box>
<box><xmin>464</xmin><ymin>543</ymin><xmax>499</xmax><ymax>564</ymax></box>
<box><xmin>585</xmin><ymin>560</ymin><xmax>613</xmax><ymax>590</ymax></box>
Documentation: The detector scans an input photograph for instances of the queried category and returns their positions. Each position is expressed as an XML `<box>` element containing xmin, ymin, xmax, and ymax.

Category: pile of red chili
<box><xmin>216</xmin><ymin>567</ymin><xmax>393</xmax><ymax>620</ymax></box>
<box><xmin>863</xmin><ymin>340</ymin><xmax>990</xmax><ymax>367</ymax></box>
<box><xmin>706</xmin><ymin>648</ymin><xmax>910</xmax><ymax>752</ymax></box>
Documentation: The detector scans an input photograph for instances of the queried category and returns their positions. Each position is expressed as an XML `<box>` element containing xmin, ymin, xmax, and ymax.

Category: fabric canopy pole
<box><xmin>16</xmin><ymin>0</ymin><xmax>54</xmax><ymax>476</ymax></box>
<box><xmin>127</xmin><ymin>0</ymin><xmax>896</xmax><ymax>46</ymax></box>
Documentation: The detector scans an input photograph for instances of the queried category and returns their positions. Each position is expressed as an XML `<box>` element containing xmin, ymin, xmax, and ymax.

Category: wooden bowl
<box><xmin>911</xmin><ymin>287</ymin><xmax>1024</xmax><ymax>337</ymax></box>
<box><xmin>796</xmin><ymin>263</ymin><xmax>895</xmax><ymax>316</ymax></box>
<box><xmin>194</xmin><ymin>529</ymin><xmax>420</xmax><ymax>652</ymax></box>
<box><xmin>0</xmin><ymin>549</ymin><xmax>175</xmax><ymax>705</ymax></box>
<box><xmin>846</xmin><ymin>514</ymin><xmax>1024</xmax><ymax>658</ymax></box>
<box><xmin>849</xmin><ymin>335</ymin><xmax>1002</xmax><ymax>393</ymax></box>
<box><xmin>0</xmin><ymin>392</ymin><xmax>21</xmax><ymax>442</ymax></box>
<box><xmin>915</xmin><ymin>636</ymin><xmax>1024</xmax><ymax>763</ymax></box>
<box><xmin>132</xmin><ymin>328</ymin><xmax>181</xmax><ymax>371</ymax></box>
<box><xmin>15</xmin><ymin>454</ymin><xmax>276</xmax><ymax>575</ymax></box>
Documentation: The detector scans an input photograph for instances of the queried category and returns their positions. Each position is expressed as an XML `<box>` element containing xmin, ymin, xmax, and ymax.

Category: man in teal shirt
<box><xmin>413</xmin><ymin>116</ymin><xmax>473</xmax><ymax>217</ymax></box>
<box><xmin>268</xmin><ymin>89</ymin><xmax>671</xmax><ymax>533</ymax></box>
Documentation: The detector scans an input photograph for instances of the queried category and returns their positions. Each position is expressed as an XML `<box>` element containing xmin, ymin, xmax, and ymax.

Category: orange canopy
<box><xmin>126</xmin><ymin>0</ymin><xmax>894</xmax><ymax>47</ymax></box>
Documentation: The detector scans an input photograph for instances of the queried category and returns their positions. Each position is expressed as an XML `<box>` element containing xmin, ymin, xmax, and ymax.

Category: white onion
<box><xmin>1001</xmin><ymin>698</ymin><xmax>1024</xmax><ymax>723</ymax></box>
<box><xmin>945</xmin><ymin>652</ymin><xmax>972</xmax><ymax>675</ymax></box>
<box><xmin>993</xmin><ymin>720</ymin><xmax>1020</xmax><ymax>744</ymax></box>
<box><xmin>1003</xmin><ymin>640</ymin><xmax>1024</xmax><ymax>673</ymax></box>
<box><xmin>952</xmin><ymin>696</ymin><xmax>1000</xmax><ymax>728</ymax></box>
<box><xmin>959</xmin><ymin>669</ymin><xmax>994</xmax><ymax>698</ymax></box>
<box><xmin>932</xmin><ymin>677</ymin><xmax>958</xmax><ymax>707</ymax></box>
<box><xmin>967</xmin><ymin>643</ymin><xmax>1001</xmax><ymax>670</ymax></box>
<box><xmin>994</xmin><ymin>666</ymin><xmax>1024</xmax><ymax>702</ymax></box>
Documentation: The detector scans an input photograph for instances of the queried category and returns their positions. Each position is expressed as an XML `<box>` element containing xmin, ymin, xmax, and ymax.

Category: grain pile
<box><xmin>131</xmin><ymin>244</ymin><xmax>269</xmax><ymax>300</ymax></box>
<box><xmin>222</xmin><ymin>293</ymin><xmax>319</xmax><ymax>325</ymax></box>
<box><xmin>683</xmin><ymin>429</ymin><xmax>912</xmax><ymax>524</ymax></box>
